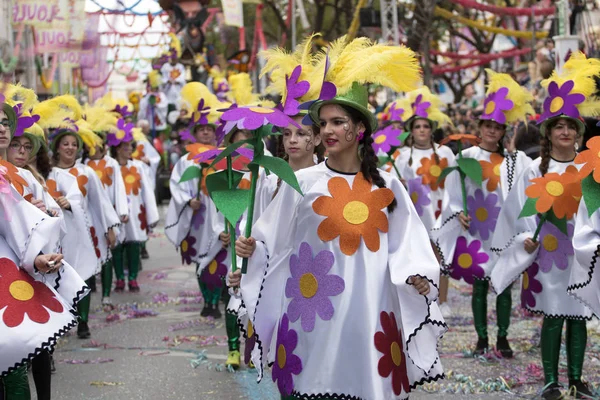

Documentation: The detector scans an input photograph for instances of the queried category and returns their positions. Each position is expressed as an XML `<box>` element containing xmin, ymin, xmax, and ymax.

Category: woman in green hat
<box><xmin>232</xmin><ymin>37</ymin><xmax>445</xmax><ymax>399</ymax></box>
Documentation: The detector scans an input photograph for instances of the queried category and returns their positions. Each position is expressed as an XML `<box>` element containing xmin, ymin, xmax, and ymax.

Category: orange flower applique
<box><xmin>121</xmin><ymin>165</ymin><xmax>142</xmax><ymax>195</ymax></box>
<box><xmin>525</xmin><ymin>169</ymin><xmax>582</xmax><ymax>219</ymax></box>
<box><xmin>480</xmin><ymin>153</ymin><xmax>504</xmax><ymax>192</ymax></box>
<box><xmin>68</xmin><ymin>168</ymin><xmax>89</xmax><ymax>197</ymax></box>
<box><xmin>87</xmin><ymin>159</ymin><xmax>114</xmax><ymax>187</ymax></box>
<box><xmin>0</xmin><ymin>160</ymin><xmax>28</xmax><ymax>196</ymax></box>
<box><xmin>440</xmin><ymin>134</ymin><xmax>481</xmax><ymax>146</ymax></box>
<box><xmin>186</xmin><ymin>143</ymin><xmax>216</xmax><ymax>161</ymax></box>
<box><xmin>417</xmin><ymin>154</ymin><xmax>449</xmax><ymax>191</ymax></box>
<box><xmin>312</xmin><ymin>172</ymin><xmax>395</xmax><ymax>256</ymax></box>
<box><xmin>45</xmin><ymin>179</ymin><xmax>63</xmax><ymax>199</ymax></box>
<box><xmin>170</xmin><ymin>69</ymin><xmax>181</xmax><ymax>79</ymax></box>
<box><xmin>23</xmin><ymin>193</ymin><xmax>34</xmax><ymax>203</ymax></box>
<box><xmin>575</xmin><ymin>136</ymin><xmax>600</xmax><ymax>182</ymax></box>
<box><xmin>132</xmin><ymin>144</ymin><xmax>146</xmax><ymax>160</ymax></box>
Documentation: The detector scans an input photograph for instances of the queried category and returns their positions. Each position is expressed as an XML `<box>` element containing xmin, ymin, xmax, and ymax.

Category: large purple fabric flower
<box><xmin>180</xmin><ymin>235</ymin><xmax>197</xmax><ymax>265</ymax></box>
<box><xmin>481</xmin><ymin>87</ymin><xmax>514</xmax><ymax>125</ymax></box>
<box><xmin>407</xmin><ymin>177</ymin><xmax>431</xmax><ymax>217</ymax></box>
<box><xmin>199</xmin><ymin>249</ymin><xmax>228</xmax><ymax>290</ymax></box>
<box><xmin>537</xmin><ymin>221</ymin><xmax>574</xmax><ymax>272</ymax></box>
<box><xmin>192</xmin><ymin>147</ymin><xmax>254</xmax><ymax>164</ymax></box>
<box><xmin>244</xmin><ymin>321</ymin><xmax>256</xmax><ymax>365</ymax></box>
<box><xmin>540</xmin><ymin>80</ymin><xmax>585</xmax><ymax>121</ymax></box>
<box><xmin>107</xmin><ymin>118</ymin><xmax>134</xmax><ymax>146</ymax></box>
<box><xmin>272</xmin><ymin>314</ymin><xmax>303</xmax><ymax>395</ymax></box>
<box><xmin>450</xmin><ymin>236</ymin><xmax>488</xmax><ymax>284</ymax></box>
<box><xmin>285</xmin><ymin>242</ymin><xmax>344</xmax><ymax>332</ymax></box>
<box><xmin>521</xmin><ymin>262</ymin><xmax>543</xmax><ymax>309</ymax></box>
<box><xmin>190</xmin><ymin>203</ymin><xmax>206</xmax><ymax>230</ymax></box>
<box><xmin>467</xmin><ymin>189</ymin><xmax>500</xmax><ymax>241</ymax></box>
<box><xmin>12</xmin><ymin>103</ymin><xmax>39</xmax><ymax>137</ymax></box>
<box><xmin>389</xmin><ymin>102</ymin><xmax>404</xmax><ymax>122</ymax></box>
<box><xmin>372</xmin><ymin>125</ymin><xmax>403</xmax><ymax>155</ymax></box>
<box><xmin>283</xmin><ymin>65</ymin><xmax>310</xmax><ymax>116</ymax></box>
<box><xmin>298</xmin><ymin>52</ymin><xmax>337</xmax><ymax>125</ymax></box>
<box><xmin>220</xmin><ymin>106</ymin><xmax>298</xmax><ymax>135</ymax></box>
<box><xmin>411</xmin><ymin>94</ymin><xmax>431</xmax><ymax>118</ymax></box>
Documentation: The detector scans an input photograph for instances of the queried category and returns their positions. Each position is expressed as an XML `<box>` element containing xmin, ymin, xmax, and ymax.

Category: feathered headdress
<box><xmin>209</xmin><ymin>68</ymin><xmax>230</xmax><ymax>101</ymax></box>
<box><xmin>4</xmin><ymin>83</ymin><xmax>39</xmax><ymax>112</ymax></box>
<box><xmin>180</xmin><ymin>82</ymin><xmax>225</xmax><ymax>127</ymax></box>
<box><xmin>308</xmin><ymin>35</ymin><xmax>421</xmax><ymax>131</ymax></box>
<box><xmin>539</xmin><ymin>52</ymin><xmax>600</xmax><ymax>136</ymax></box>
<box><xmin>480</xmin><ymin>69</ymin><xmax>534</xmax><ymax>126</ymax></box>
<box><xmin>392</xmin><ymin>87</ymin><xmax>452</xmax><ymax>130</ymax></box>
<box><xmin>84</xmin><ymin>104</ymin><xmax>119</xmax><ymax>138</ymax></box>
<box><xmin>228</xmin><ymin>73</ymin><xmax>262</xmax><ymax>106</ymax></box>
<box><xmin>107</xmin><ymin>118</ymin><xmax>135</xmax><ymax>147</ymax></box>
<box><xmin>94</xmin><ymin>93</ymin><xmax>134</xmax><ymax>118</ymax></box>
<box><xmin>169</xmin><ymin>33</ymin><xmax>182</xmax><ymax>59</ymax></box>
<box><xmin>147</xmin><ymin>70</ymin><xmax>162</xmax><ymax>90</ymax></box>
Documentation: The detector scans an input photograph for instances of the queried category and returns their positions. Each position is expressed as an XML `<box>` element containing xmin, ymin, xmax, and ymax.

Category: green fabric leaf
<box><xmin>399</xmin><ymin>131</ymin><xmax>410</xmax><ymax>144</ymax></box>
<box><xmin>179</xmin><ymin>165</ymin><xmax>202</xmax><ymax>183</ymax></box>
<box><xmin>518</xmin><ymin>197</ymin><xmax>539</xmax><ymax>219</ymax></box>
<box><xmin>208</xmin><ymin>139</ymin><xmax>254</xmax><ymax>169</ymax></box>
<box><xmin>205</xmin><ymin>170</ymin><xmax>244</xmax><ymax>196</ymax></box>
<box><xmin>546</xmin><ymin>208</ymin><xmax>568</xmax><ymax>236</ymax></box>
<box><xmin>378</xmin><ymin>155</ymin><xmax>390</xmax><ymax>168</ymax></box>
<box><xmin>255</xmin><ymin>124</ymin><xmax>276</xmax><ymax>139</ymax></box>
<box><xmin>251</xmin><ymin>155</ymin><xmax>303</xmax><ymax>195</ymax></box>
<box><xmin>211</xmin><ymin>189</ymin><xmax>249</xmax><ymax>225</ymax></box>
<box><xmin>457</xmin><ymin>157</ymin><xmax>483</xmax><ymax>186</ymax></box>
<box><xmin>437</xmin><ymin>166</ymin><xmax>458</xmax><ymax>184</ymax></box>
<box><xmin>582</xmin><ymin>174</ymin><xmax>600</xmax><ymax>217</ymax></box>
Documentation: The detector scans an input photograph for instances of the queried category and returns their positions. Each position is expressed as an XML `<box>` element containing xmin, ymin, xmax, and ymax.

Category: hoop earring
<box><xmin>358</xmin><ymin>144</ymin><xmax>364</xmax><ymax>161</ymax></box>
<box><xmin>574</xmin><ymin>142</ymin><xmax>579</xmax><ymax>152</ymax></box>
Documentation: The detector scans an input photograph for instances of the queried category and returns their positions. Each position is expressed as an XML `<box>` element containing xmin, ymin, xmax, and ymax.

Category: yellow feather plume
<box><xmin>391</xmin><ymin>87</ymin><xmax>452</xmax><ymax>128</ymax></box>
<box><xmin>132</xmin><ymin>127</ymin><xmax>147</xmax><ymax>142</ymax></box>
<box><xmin>485</xmin><ymin>69</ymin><xmax>534</xmax><ymax>124</ymax></box>
<box><xmin>169</xmin><ymin>33</ymin><xmax>182</xmax><ymax>58</ymax></box>
<box><xmin>4</xmin><ymin>83</ymin><xmax>38</xmax><ymax>111</ymax></box>
<box><xmin>541</xmin><ymin>52</ymin><xmax>600</xmax><ymax>119</ymax></box>
<box><xmin>75</xmin><ymin>119</ymin><xmax>104</xmax><ymax>155</ymax></box>
<box><xmin>41</xmin><ymin>95</ymin><xmax>84</xmax><ymax>120</ymax></box>
<box><xmin>180</xmin><ymin>81</ymin><xmax>226</xmax><ymax>124</ymax></box>
<box><xmin>148</xmin><ymin>70</ymin><xmax>162</xmax><ymax>89</ymax></box>
<box><xmin>315</xmin><ymin>35</ymin><xmax>421</xmax><ymax>96</ymax></box>
<box><xmin>84</xmin><ymin>104</ymin><xmax>118</xmax><ymax>134</ymax></box>
<box><xmin>228</xmin><ymin>73</ymin><xmax>261</xmax><ymax>106</ymax></box>
<box><xmin>33</xmin><ymin>97</ymin><xmax>81</xmax><ymax>131</ymax></box>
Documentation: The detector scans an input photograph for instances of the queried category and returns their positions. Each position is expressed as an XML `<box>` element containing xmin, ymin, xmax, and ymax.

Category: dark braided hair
<box><xmin>539</xmin><ymin>136</ymin><xmax>551</xmax><ymax>176</ymax></box>
<box><xmin>340</xmin><ymin>105</ymin><xmax>397</xmax><ymax>213</ymax></box>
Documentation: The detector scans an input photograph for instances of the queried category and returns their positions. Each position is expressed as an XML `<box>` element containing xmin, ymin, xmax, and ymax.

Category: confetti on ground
<box><xmin>60</xmin><ymin>358</ymin><xmax>114</xmax><ymax>365</ymax></box>
<box><xmin>90</xmin><ymin>381</ymin><xmax>124</xmax><ymax>387</ymax></box>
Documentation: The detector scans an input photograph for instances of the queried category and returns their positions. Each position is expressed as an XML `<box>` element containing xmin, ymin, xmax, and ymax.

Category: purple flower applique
<box><xmin>411</xmin><ymin>94</ymin><xmax>431</xmax><ymax>118</ymax></box>
<box><xmin>521</xmin><ymin>262</ymin><xmax>543</xmax><ymax>309</ymax></box>
<box><xmin>190</xmin><ymin>203</ymin><xmax>206</xmax><ymax>230</ymax></box>
<box><xmin>189</xmin><ymin>99</ymin><xmax>210</xmax><ymax>128</ymax></box>
<box><xmin>114</xmin><ymin>104</ymin><xmax>133</xmax><ymax>118</ymax></box>
<box><xmin>450</xmin><ymin>236</ymin><xmax>488</xmax><ymax>284</ymax></box>
<box><xmin>467</xmin><ymin>189</ymin><xmax>500</xmax><ymax>241</ymax></box>
<box><xmin>407</xmin><ymin>177</ymin><xmax>431</xmax><ymax>217</ymax></box>
<box><xmin>481</xmin><ymin>87</ymin><xmax>514</xmax><ymax>125</ymax></box>
<box><xmin>199</xmin><ymin>249</ymin><xmax>228</xmax><ymax>290</ymax></box>
<box><xmin>180</xmin><ymin>235</ymin><xmax>197</xmax><ymax>265</ymax></box>
<box><xmin>285</xmin><ymin>242</ymin><xmax>344</xmax><ymax>332</ymax></box>
<box><xmin>540</xmin><ymin>80</ymin><xmax>585</xmax><ymax>121</ymax></box>
<box><xmin>272</xmin><ymin>314</ymin><xmax>303</xmax><ymax>396</ymax></box>
<box><xmin>244</xmin><ymin>321</ymin><xmax>256</xmax><ymax>365</ymax></box>
<box><xmin>537</xmin><ymin>221</ymin><xmax>574</xmax><ymax>272</ymax></box>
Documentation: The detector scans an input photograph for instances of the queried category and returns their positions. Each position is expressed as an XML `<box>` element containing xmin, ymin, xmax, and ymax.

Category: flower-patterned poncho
<box><xmin>240</xmin><ymin>162</ymin><xmax>446</xmax><ymax>399</ymax></box>
<box><xmin>84</xmin><ymin>155</ymin><xmax>129</xmax><ymax>220</ymax></box>
<box><xmin>431</xmin><ymin>146</ymin><xmax>530</xmax><ymax>283</ymax></box>
<box><xmin>490</xmin><ymin>158</ymin><xmax>591</xmax><ymax>319</ymax></box>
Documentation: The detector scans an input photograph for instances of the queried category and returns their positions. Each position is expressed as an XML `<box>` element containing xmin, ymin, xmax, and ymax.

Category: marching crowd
<box><xmin>1</xmin><ymin>33</ymin><xmax>600</xmax><ymax>400</ymax></box>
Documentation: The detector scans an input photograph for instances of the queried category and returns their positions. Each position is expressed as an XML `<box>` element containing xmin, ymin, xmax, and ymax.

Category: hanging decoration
<box><xmin>448</xmin><ymin>0</ymin><xmax>555</xmax><ymax>17</ymax></box>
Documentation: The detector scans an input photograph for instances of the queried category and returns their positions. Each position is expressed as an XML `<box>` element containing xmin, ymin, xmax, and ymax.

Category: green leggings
<box><xmin>222</xmin><ymin>286</ymin><xmax>240</xmax><ymax>352</ymax></box>
<box><xmin>196</xmin><ymin>263</ymin><xmax>222</xmax><ymax>306</ymax></box>
<box><xmin>101</xmin><ymin>260</ymin><xmax>113</xmax><ymax>297</ymax></box>
<box><xmin>541</xmin><ymin>317</ymin><xmax>587</xmax><ymax>384</ymax></box>
<box><xmin>113</xmin><ymin>243</ymin><xmax>141</xmax><ymax>281</ymax></box>
<box><xmin>0</xmin><ymin>365</ymin><xmax>30</xmax><ymax>400</ymax></box>
<box><xmin>77</xmin><ymin>278</ymin><xmax>94</xmax><ymax>323</ymax></box>
<box><xmin>472</xmin><ymin>280</ymin><xmax>512</xmax><ymax>339</ymax></box>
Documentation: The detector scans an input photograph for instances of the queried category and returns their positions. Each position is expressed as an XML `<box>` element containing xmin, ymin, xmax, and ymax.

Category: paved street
<box><xmin>36</xmin><ymin>207</ymin><xmax>597</xmax><ymax>399</ymax></box>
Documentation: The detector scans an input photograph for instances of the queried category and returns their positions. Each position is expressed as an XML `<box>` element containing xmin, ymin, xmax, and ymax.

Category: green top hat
<box><xmin>2</xmin><ymin>103</ymin><xmax>17</xmax><ymax>138</ymax></box>
<box><xmin>309</xmin><ymin>82</ymin><xmax>378</xmax><ymax>133</ymax></box>
<box><xmin>50</xmin><ymin>129</ymin><xmax>83</xmax><ymax>153</ymax></box>
<box><xmin>539</xmin><ymin>115</ymin><xmax>585</xmax><ymax>137</ymax></box>
<box><xmin>405</xmin><ymin>115</ymin><xmax>438</xmax><ymax>133</ymax></box>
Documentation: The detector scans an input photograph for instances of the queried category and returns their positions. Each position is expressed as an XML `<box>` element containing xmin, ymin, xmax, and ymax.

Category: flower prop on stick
<box><xmin>438</xmin><ymin>134</ymin><xmax>483</xmax><ymax>215</ymax></box>
<box><xmin>575</xmin><ymin>136</ymin><xmax>600</xmax><ymax>216</ymax></box>
<box><xmin>519</xmin><ymin>167</ymin><xmax>582</xmax><ymax>241</ymax></box>
<box><xmin>374</xmin><ymin>125</ymin><xmax>408</xmax><ymax>179</ymax></box>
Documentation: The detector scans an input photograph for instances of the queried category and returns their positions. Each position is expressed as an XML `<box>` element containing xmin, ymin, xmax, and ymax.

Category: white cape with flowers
<box><xmin>240</xmin><ymin>162</ymin><xmax>446</xmax><ymax>399</ymax></box>
<box><xmin>490</xmin><ymin>158</ymin><xmax>591</xmax><ymax>319</ymax></box>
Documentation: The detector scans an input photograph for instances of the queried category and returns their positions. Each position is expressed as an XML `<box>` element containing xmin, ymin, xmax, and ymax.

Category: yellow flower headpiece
<box><xmin>480</xmin><ymin>69</ymin><xmax>534</xmax><ymax>126</ymax></box>
<box><xmin>391</xmin><ymin>87</ymin><xmax>452</xmax><ymax>130</ymax></box>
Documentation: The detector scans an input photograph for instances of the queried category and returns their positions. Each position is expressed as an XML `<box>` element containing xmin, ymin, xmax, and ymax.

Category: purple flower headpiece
<box><xmin>411</xmin><ymin>94</ymin><xmax>431</xmax><ymax>119</ymax></box>
<box><xmin>480</xmin><ymin>87</ymin><xmax>514</xmax><ymax>125</ymax></box>
<box><xmin>281</xmin><ymin>65</ymin><xmax>310</xmax><ymax>117</ymax></box>
<box><xmin>179</xmin><ymin>129</ymin><xmax>196</xmax><ymax>143</ymax></box>
<box><xmin>539</xmin><ymin>80</ymin><xmax>585</xmax><ymax>123</ymax></box>
<box><xmin>114</xmin><ymin>104</ymin><xmax>133</xmax><ymax>118</ymax></box>
<box><xmin>189</xmin><ymin>99</ymin><xmax>210</xmax><ymax>129</ymax></box>
<box><xmin>12</xmin><ymin>103</ymin><xmax>40</xmax><ymax>137</ymax></box>
<box><xmin>107</xmin><ymin>118</ymin><xmax>134</xmax><ymax>147</ymax></box>
<box><xmin>299</xmin><ymin>51</ymin><xmax>337</xmax><ymax>125</ymax></box>
<box><xmin>388</xmin><ymin>102</ymin><xmax>404</xmax><ymax>122</ymax></box>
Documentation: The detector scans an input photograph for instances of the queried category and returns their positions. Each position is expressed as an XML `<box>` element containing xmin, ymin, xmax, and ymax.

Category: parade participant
<box><xmin>232</xmin><ymin>36</ymin><xmax>445</xmax><ymax>399</ymax></box>
<box><xmin>138</xmin><ymin>71</ymin><xmax>169</xmax><ymax>137</ymax></box>
<box><xmin>393</xmin><ymin>87</ymin><xmax>455</xmax><ymax>317</ymax></box>
<box><xmin>133</xmin><ymin>119</ymin><xmax>161</xmax><ymax>194</ymax></box>
<box><xmin>160</xmin><ymin>34</ymin><xmax>186</xmax><ymax>114</ymax></box>
<box><xmin>490</xmin><ymin>55</ymin><xmax>597</xmax><ymax>399</ymax></box>
<box><xmin>108</xmin><ymin>118</ymin><xmax>159</xmax><ymax>293</ymax></box>
<box><xmin>40</xmin><ymin>98</ymin><xmax>120</xmax><ymax>339</ymax></box>
<box><xmin>431</xmin><ymin>70</ymin><xmax>533</xmax><ymax>358</ymax></box>
<box><xmin>81</xmin><ymin>105</ymin><xmax>129</xmax><ymax>307</ymax></box>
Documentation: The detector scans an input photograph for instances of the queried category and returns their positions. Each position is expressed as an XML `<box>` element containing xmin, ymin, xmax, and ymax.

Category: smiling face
<box><xmin>194</xmin><ymin>124</ymin><xmax>216</xmax><ymax>145</ymax></box>
<box><xmin>282</xmin><ymin>116</ymin><xmax>321</xmax><ymax>163</ymax></box>
<box><xmin>548</xmin><ymin>117</ymin><xmax>578</xmax><ymax>154</ymax></box>
<box><xmin>479</xmin><ymin>120</ymin><xmax>505</xmax><ymax>149</ymax></box>
<box><xmin>56</xmin><ymin>134</ymin><xmax>79</xmax><ymax>165</ymax></box>
<box><xmin>7</xmin><ymin>136</ymin><xmax>33</xmax><ymax>167</ymax></box>
<box><xmin>0</xmin><ymin>109</ymin><xmax>9</xmax><ymax>150</ymax></box>
<box><xmin>410</xmin><ymin>118</ymin><xmax>432</xmax><ymax>148</ymax></box>
<box><xmin>318</xmin><ymin>104</ymin><xmax>364</xmax><ymax>157</ymax></box>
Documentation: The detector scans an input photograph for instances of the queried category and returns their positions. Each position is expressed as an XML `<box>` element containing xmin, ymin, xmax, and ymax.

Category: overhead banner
<box><xmin>221</xmin><ymin>0</ymin><xmax>244</xmax><ymax>28</ymax></box>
